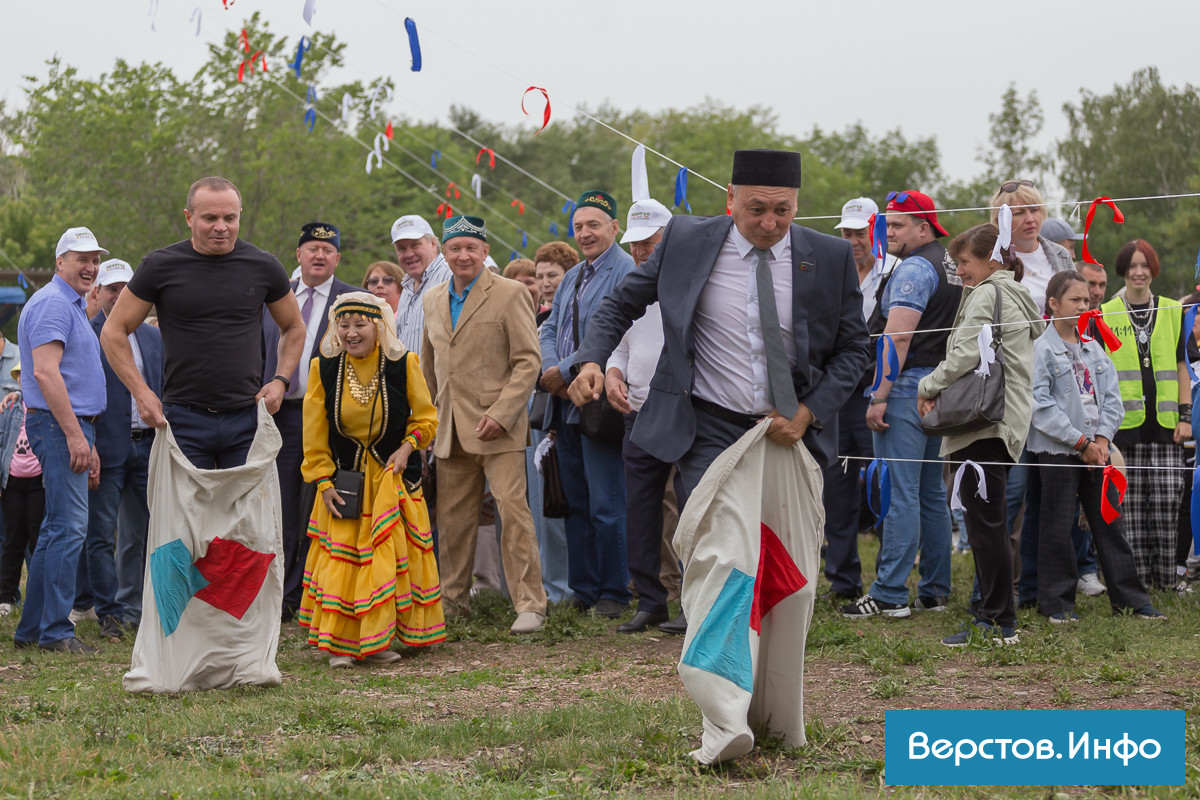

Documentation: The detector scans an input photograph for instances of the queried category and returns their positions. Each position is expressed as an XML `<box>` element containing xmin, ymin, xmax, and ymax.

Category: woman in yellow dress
<box><xmin>299</xmin><ymin>292</ymin><xmax>444</xmax><ymax>668</ymax></box>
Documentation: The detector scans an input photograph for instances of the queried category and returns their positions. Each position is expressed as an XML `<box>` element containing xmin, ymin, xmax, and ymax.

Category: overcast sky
<box><xmin>7</xmin><ymin>0</ymin><xmax>1199</xmax><ymax>208</ymax></box>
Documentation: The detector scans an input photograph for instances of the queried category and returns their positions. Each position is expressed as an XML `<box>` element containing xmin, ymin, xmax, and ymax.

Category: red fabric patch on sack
<box><xmin>193</xmin><ymin>537</ymin><xmax>276</xmax><ymax>620</ymax></box>
<box><xmin>750</xmin><ymin>522</ymin><xmax>807</xmax><ymax>633</ymax></box>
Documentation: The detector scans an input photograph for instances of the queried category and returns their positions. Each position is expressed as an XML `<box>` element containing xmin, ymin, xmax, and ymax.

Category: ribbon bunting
<box><xmin>384</xmin><ymin>121</ymin><xmax>393</xmax><ymax>140</ymax></box>
<box><xmin>445</xmin><ymin>182</ymin><xmax>460</xmax><ymax>200</ymax></box>
<box><xmin>511</xmin><ymin>199</ymin><xmax>524</xmax><ymax>215</ymax></box>
<box><xmin>365</xmin><ymin>132</ymin><xmax>389</xmax><ymax>174</ymax></box>
<box><xmin>1100</xmin><ymin>464</ymin><xmax>1127</xmax><ymax>523</ymax></box>
<box><xmin>435</xmin><ymin>202</ymin><xmax>453</xmax><ymax>219</ymax></box>
<box><xmin>974</xmin><ymin>325</ymin><xmax>996</xmax><ymax>377</ymax></box>
<box><xmin>631</xmin><ymin>144</ymin><xmax>649</xmax><ymax>202</ymax></box>
<box><xmin>238</xmin><ymin>51</ymin><xmax>266</xmax><ymax>83</ymax></box>
<box><xmin>148</xmin><ymin>0</ymin><xmax>159</xmax><ymax>32</ymax></box>
<box><xmin>1081</xmin><ymin>196</ymin><xmax>1125</xmax><ymax>266</ymax></box>
<box><xmin>303</xmin><ymin>86</ymin><xmax>317</xmax><ymax>132</ymax></box>
<box><xmin>870</xmin><ymin>334</ymin><xmax>899</xmax><ymax>392</ymax></box>
<box><xmin>476</xmin><ymin>147</ymin><xmax>496</xmax><ymax>169</ymax></box>
<box><xmin>239</xmin><ymin>28</ymin><xmax>249</xmax><ymax>53</ymax></box>
<box><xmin>430</xmin><ymin>149</ymin><xmax>440</xmax><ymax>168</ymax></box>
<box><xmin>1184</xmin><ymin>304</ymin><xmax>1199</xmax><ymax>385</ymax></box>
<box><xmin>521</xmin><ymin>86</ymin><xmax>551</xmax><ymax>135</ymax></box>
<box><xmin>520</xmin><ymin>230</ymin><xmax>528</xmax><ymax>248</ymax></box>
<box><xmin>562</xmin><ymin>200</ymin><xmax>576</xmax><ymax>238</ymax></box>
<box><xmin>404</xmin><ymin>18</ymin><xmax>422</xmax><ymax>72</ymax></box>
<box><xmin>1077</xmin><ymin>309</ymin><xmax>1123</xmax><ymax>352</ymax></box>
<box><xmin>223</xmin><ymin>0</ymin><xmax>235</xmax><ymax>7</ymax></box>
<box><xmin>510</xmin><ymin>250</ymin><xmax>519</xmax><ymax>262</ymax></box>
<box><xmin>868</xmin><ymin>213</ymin><xmax>887</xmax><ymax>260</ymax></box>
<box><xmin>189</xmin><ymin>7</ymin><xmax>202</xmax><ymax>36</ymax></box>
<box><xmin>340</xmin><ymin>94</ymin><xmax>355</xmax><ymax>127</ymax></box>
<box><xmin>949</xmin><ymin>460</ymin><xmax>987</xmax><ymax>512</ymax></box>
<box><xmin>16</xmin><ymin>272</ymin><xmax>28</xmax><ymax>289</ymax></box>
<box><xmin>990</xmin><ymin>204</ymin><xmax>1012</xmax><ymax>263</ymax></box>
<box><xmin>302</xmin><ymin>0</ymin><xmax>316</xmax><ymax>25</ymax></box>
<box><xmin>865</xmin><ymin>458</ymin><xmax>891</xmax><ymax>525</ymax></box>
<box><xmin>548</xmin><ymin>221</ymin><xmax>559</xmax><ymax>236</ymax></box>
<box><xmin>289</xmin><ymin>37</ymin><xmax>310</xmax><ymax>79</ymax></box>
<box><xmin>368</xmin><ymin>84</ymin><xmax>393</xmax><ymax>119</ymax></box>
<box><xmin>674</xmin><ymin>168</ymin><xmax>692</xmax><ymax>212</ymax></box>
<box><xmin>470</xmin><ymin>174</ymin><xmax>482</xmax><ymax>199</ymax></box>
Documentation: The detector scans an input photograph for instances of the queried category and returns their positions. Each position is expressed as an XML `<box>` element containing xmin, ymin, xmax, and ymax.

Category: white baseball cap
<box><xmin>390</xmin><ymin>215</ymin><xmax>435</xmax><ymax>242</ymax></box>
<box><xmin>834</xmin><ymin>197</ymin><xmax>879</xmax><ymax>231</ymax></box>
<box><xmin>621</xmin><ymin>198</ymin><xmax>672</xmax><ymax>244</ymax></box>
<box><xmin>96</xmin><ymin>258</ymin><xmax>134</xmax><ymax>287</ymax></box>
<box><xmin>55</xmin><ymin>226</ymin><xmax>109</xmax><ymax>258</ymax></box>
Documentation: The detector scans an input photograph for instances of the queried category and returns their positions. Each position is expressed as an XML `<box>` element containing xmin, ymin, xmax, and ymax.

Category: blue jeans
<box><xmin>15</xmin><ymin>411</ymin><xmax>94</xmax><ymax>645</ymax></box>
<box><xmin>163</xmin><ymin>403</ymin><xmax>256</xmax><ymax>470</ymax></box>
<box><xmin>528</xmin><ymin>429</ymin><xmax>571</xmax><ymax>603</ymax></box>
<box><xmin>868</xmin><ymin>395</ymin><xmax>952</xmax><ymax>604</ymax></box>
<box><xmin>555</xmin><ymin>416</ymin><xmax>631</xmax><ymax>607</ymax></box>
<box><xmin>82</xmin><ymin>435</ymin><xmax>152</xmax><ymax>624</ymax></box>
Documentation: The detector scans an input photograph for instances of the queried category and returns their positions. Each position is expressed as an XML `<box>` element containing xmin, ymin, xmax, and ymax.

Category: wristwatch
<box><xmin>869</xmin><ymin>394</ymin><xmax>888</xmax><ymax>406</ymax></box>
<box><xmin>272</xmin><ymin>374</ymin><xmax>292</xmax><ymax>391</ymax></box>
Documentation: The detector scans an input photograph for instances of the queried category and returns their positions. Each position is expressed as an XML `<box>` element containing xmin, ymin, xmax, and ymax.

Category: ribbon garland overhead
<box><xmin>631</xmin><ymin>145</ymin><xmax>649</xmax><ymax>203</ymax></box>
<box><xmin>510</xmin><ymin>199</ymin><xmax>524</xmax><ymax>214</ymax></box>
<box><xmin>476</xmin><ymin>147</ymin><xmax>496</xmax><ymax>169</ymax></box>
<box><xmin>302</xmin><ymin>0</ymin><xmax>316</xmax><ymax>25</ymax></box>
<box><xmin>562</xmin><ymin>200</ymin><xmax>577</xmax><ymax>239</ymax></box>
<box><xmin>470</xmin><ymin>173</ymin><xmax>482</xmax><ymax>198</ymax></box>
<box><xmin>365</xmin><ymin>131</ymin><xmax>389</xmax><ymax>174</ymax></box>
<box><xmin>521</xmin><ymin>86</ymin><xmax>551</xmax><ymax>135</ymax></box>
<box><xmin>289</xmin><ymin>36</ymin><xmax>311</xmax><ymax>79</ymax></box>
<box><xmin>674</xmin><ymin>168</ymin><xmax>692</xmax><ymax>212</ymax></box>
<box><xmin>445</xmin><ymin>182</ymin><xmax>460</xmax><ymax>199</ymax></box>
<box><xmin>990</xmin><ymin>204</ymin><xmax>1012</xmax><ymax>263</ymax></box>
<box><xmin>1077</xmin><ymin>309</ymin><xmax>1123</xmax><ymax>352</ymax></box>
<box><xmin>189</xmin><ymin>7</ymin><xmax>202</xmax><ymax>36</ymax></box>
<box><xmin>303</xmin><ymin>85</ymin><xmax>317</xmax><ymax>132</ymax></box>
<box><xmin>1081</xmin><ymin>196</ymin><xmax>1125</xmax><ymax>266</ymax></box>
<box><xmin>385</xmin><ymin>120</ymin><xmax>393</xmax><ymax>139</ymax></box>
<box><xmin>404</xmin><ymin>18</ymin><xmax>422</xmax><ymax>72</ymax></box>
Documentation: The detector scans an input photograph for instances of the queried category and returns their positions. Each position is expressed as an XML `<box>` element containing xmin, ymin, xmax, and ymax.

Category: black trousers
<box><xmin>273</xmin><ymin>403</ymin><xmax>317</xmax><ymax>614</ymax></box>
<box><xmin>948</xmin><ymin>438</ymin><xmax>1015</xmax><ymax>628</ymax></box>
<box><xmin>1032</xmin><ymin>452</ymin><xmax>1151</xmax><ymax>615</ymax></box>
<box><xmin>821</xmin><ymin>391</ymin><xmax>871</xmax><ymax>596</ymax></box>
<box><xmin>622</xmin><ymin>411</ymin><xmax>681</xmax><ymax>615</ymax></box>
<box><xmin>0</xmin><ymin>475</ymin><xmax>44</xmax><ymax>604</ymax></box>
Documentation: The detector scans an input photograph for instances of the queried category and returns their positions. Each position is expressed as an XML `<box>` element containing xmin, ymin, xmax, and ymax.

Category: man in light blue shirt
<box><xmin>391</xmin><ymin>215</ymin><xmax>452</xmax><ymax>353</ymax></box>
<box><xmin>14</xmin><ymin>227</ymin><xmax>108</xmax><ymax>653</ymax></box>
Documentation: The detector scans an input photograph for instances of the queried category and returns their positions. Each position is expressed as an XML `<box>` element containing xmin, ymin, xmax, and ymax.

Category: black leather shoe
<box><xmin>594</xmin><ymin>599</ymin><xmax>629</xmax><ymax>619</ymax></box>
<box><xmin>99</xmin><ymin>615</ymin><xmax>125</xmax><ymax>641</ymax></box>
<box><xmin>566</xmin><ymin>596</ymin><xmax>592</xmax><ymax>613</ymax></box>
<box><xmin>39</xmin><ymin>636</ymin><xmax>99</xmax><ymax>654</ymax></box>
<box><xmin>616</xmin><ymin>610</ymin><xmax>669</xmax><ymax>633</ymax></box>
<box><xmin>656</xmin><ymin>612</ymin><xmax>687</xmax><ymax>635</ymax></box>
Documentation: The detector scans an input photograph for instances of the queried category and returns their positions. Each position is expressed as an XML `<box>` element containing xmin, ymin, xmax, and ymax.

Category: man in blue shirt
<box><xmin>843</xmin><ymin>191</ymin><xmax>961</xmax><ymax>619</ymax></box>
<box><xmin>14</xmin><ymin>227</ymin><xmax>108</xmax><ymax>653</ymax></box>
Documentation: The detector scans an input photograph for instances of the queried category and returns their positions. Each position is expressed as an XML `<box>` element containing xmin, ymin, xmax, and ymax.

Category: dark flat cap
<box><xmin>731</xmin><ymin>149</ymin><xmax>802</xmax><ymax>188</ymax></box>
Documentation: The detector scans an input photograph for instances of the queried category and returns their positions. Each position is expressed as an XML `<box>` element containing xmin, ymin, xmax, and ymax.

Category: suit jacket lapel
<box><xmin>450</xmin><ymin>268</ymin><xmax>491</xmax><ymax>338</ymax></box>
<box><xmin>789</xmin><ymin>224</ymin><xmax>816</xmax><ymax>396</ymax></box>
<box><xmin>680</xmin><ymin>216</ymin><xmax>733</xmax><ymax>356</ymax></box>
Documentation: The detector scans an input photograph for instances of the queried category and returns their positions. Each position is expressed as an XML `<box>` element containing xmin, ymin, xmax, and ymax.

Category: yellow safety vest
<box><xmin>1100</xmin><ymin>295</ymin><xmax>1182</xmax><ymax>429</ymax></box>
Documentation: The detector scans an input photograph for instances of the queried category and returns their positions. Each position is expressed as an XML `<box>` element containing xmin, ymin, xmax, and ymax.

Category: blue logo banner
<box><xmin>885</xmin><ymin>710</ymin><xmax>1184</xmax><ymax>786</ymax></box>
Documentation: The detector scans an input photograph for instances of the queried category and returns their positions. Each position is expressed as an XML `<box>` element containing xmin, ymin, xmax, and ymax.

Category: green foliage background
<box><xmin>1</xmin><ymin>14</ymin><xmax>1198</xmax><ymax>297</ymax></box>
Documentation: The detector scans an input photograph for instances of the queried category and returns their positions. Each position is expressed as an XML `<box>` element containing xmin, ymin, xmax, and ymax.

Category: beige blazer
<box><xmin>421</xmin><ymin>267</ymin><xmax>540</xmax><ymax>458</ymax></box>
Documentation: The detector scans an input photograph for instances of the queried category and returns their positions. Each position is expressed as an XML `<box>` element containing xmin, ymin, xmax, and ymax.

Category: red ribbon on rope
<box><xmin>1101</xmin><ymin>464</ymin><xmax>1127</xmax><ymax>523</ymax></box>
<box><xmin>476</xmin><ymin>147</ymin><xmax>496</xmax><ymax>169</ymax></box>
<box><xmin>385</xmin><ymin>121</ymin><xmax>394</xmax><ymax>140</ymax></box>
<box><xmin>446</xmin><ymin>182</ymin><xmax>460</xmax><ymax>200</ymax></box>
<box><xmin>239</xmin><ymin>28</ymin><xmax>249</xmax><ymax>53</ymax></box>
<box><xmin>223</xmin><ymin>0</ymin><xmax>236</xmax><ymax>8</ymax></box>
<box><xmin>237</xmin><ymin>51</ymin><xmax>266</xmax><ymax>83</ymax></box>
<box><xmin>1081</xmin><ymin>196</ymin><xmax>1125</xmax><ymax>266</ymax></box>
<box><xmin>1076</xmin><ymin>309</ymin><xmax>1122</xmax><ymax>351</ymax></box>
<box><xmin>511</xmin><ymin>199</ymin><xmax>524</xmax><ymax>215</ymax></box>
<box><xmin>435</xmin><ymin>202</ymin><xmax>454</xmax><ymax>219</ymax></box>
<box><xmin>521</xmin><ymin>86</ymin><xmax>551</xmax><ymax>135</ymax></box>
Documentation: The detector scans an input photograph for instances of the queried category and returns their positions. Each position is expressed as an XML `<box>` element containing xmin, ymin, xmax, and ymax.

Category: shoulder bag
<box><xmin>920</xmin><ymin>282</ymin><xmax>1006</xmax><ymax>436</ymax></box>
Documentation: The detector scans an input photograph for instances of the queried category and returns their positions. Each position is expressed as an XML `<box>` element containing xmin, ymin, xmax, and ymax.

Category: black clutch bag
<box><xmin>332</xmin><ymin>469</ymin><xmax>364</xmax><ymax>518</ymax></box>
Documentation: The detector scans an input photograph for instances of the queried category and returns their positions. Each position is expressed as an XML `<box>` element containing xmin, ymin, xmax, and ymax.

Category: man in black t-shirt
<box><xmin>101</xmin><ymin>176</ymin><xmax>305</xmax><ymax>469</ymax></box>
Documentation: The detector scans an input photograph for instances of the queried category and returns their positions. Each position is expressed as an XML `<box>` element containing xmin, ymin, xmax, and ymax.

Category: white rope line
<box><xmin>867</xmin><ymin>302</ymin><xmax>1200</xmax><ymax>340</ymax></box>
<box><xmin>794</xmin><ymin>192</ymin><xmax>1200</xmax><ymax>222</ymax></box>
<box><xmin>839</xmin><ymin>455</ymin><xmax>1197</xmax><ymax>473</ymax></box>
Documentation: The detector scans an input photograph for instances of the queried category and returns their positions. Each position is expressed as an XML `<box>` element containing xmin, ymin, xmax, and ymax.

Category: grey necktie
<box><xmin>753</xmin><ymin>247</ymin><xmax>799</xmax><ymax>419</ymax></box>
<box><xmin>288</xmin><ymin>288</ymin><xmax>315</xmax><ymax>398</ymax></box>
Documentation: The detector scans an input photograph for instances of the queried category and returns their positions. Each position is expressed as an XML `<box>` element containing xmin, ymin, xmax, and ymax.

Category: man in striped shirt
<box><xmin>391</xmin><ymin>215</ymin><xmax>452</xmax><ymax>354</ymax></box>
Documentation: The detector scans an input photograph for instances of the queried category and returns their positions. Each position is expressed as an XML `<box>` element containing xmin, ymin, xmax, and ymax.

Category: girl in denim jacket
<box><xmin>1028</xmin><ymin>271</ymin><xmax>1163</xmax><ymax>621</ymax></box>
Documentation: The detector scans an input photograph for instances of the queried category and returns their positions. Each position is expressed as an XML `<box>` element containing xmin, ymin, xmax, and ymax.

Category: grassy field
<box><xmin>1</xmin><ymin>536</ymin><xmax>1197</xmax><ymax>799</ymax></box>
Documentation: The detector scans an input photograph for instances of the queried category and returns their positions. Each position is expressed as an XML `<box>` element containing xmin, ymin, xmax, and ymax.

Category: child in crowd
<box><xmin>0</xmin><ymin>363</ymin><xmax>45</xmax><ymax>616</ymax></box>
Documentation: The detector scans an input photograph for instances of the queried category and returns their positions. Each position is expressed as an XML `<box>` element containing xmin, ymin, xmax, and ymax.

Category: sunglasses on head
<box><xmin>366</xmin><ymin>275</ymin><xmax>397</xmax><ymax>288</ymax></box>
<box><xmin>1000</xmin><ymin>179</ymin><xmax>1036</xmax><ymax>194</ymax></box>
<box><xmin>885</xmin><ymin>191</ymin><xmax>930</xmax><ymax>213</ymax></box>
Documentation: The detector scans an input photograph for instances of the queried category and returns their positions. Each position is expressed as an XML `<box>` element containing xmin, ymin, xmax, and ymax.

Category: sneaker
<box><xmin>941</xmin><ymin>620</ymin><xmax>1019</xmax><ymax>648</ymax></box>
<box><xmin>99</xmin><ymin>615</ymin><xmax>125</xmax><ymax>642</ymax></box>
<box><xmin>39</xmin><ymin>636</ymin><xmax>99</xmax><ymax>654</ymax></box>
<box><xmin>1077</xmin><ymin>573</ymin><xmax>1106</xmax><ymax>596</ymax></box>
<box><xmin>912</xmin><ymin>596</ymin><xmax>949</xmax><ymax>612</ymax></box>
<box><xmin>328</xmin><ymin>655</ymin><xmax>355</xmax><ymax>669</ymax></box>
<box><xmin>1175</xmin><ymin>580</ymin><xmax>1194</xmax><ymax>596</ymax></box>
<box><xmin>841</xmin><ymin>595</ymin><xmax>911</xmax><ymax>619</ymax></box>
<box><xmin>1046</xmin><ymin>611</ymin><xmax>1080</xmax><ymax>624</ymax></box>
<box><xmin>68</xmin><ymin>607</ymin><xmax>98</xmax><ymax>625</ymax></box>
<box><xmin>1132</xmin><ymin>605</ymin><xmax>1167</xmax><ymax>620</ymax></box>
<box><xmin>0</xmin><ymin>602</ymin><xmax>13</xmax><ymax>616</ymax></box>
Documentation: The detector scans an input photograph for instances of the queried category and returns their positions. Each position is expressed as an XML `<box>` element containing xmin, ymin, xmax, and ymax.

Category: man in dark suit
<box><xmin>83</xmin><ymin>258</ymin><xmax>163</xmax><ymax>638</ymax></box>
<box><xmin>262</xmin><ymin>223</ymin><xmax>357</xmax><ymax>620</ymax></box>
<box><xmin>571</xmin><ymin>150</ymin><xmax>870</xmax><ymax>497</ymax></box>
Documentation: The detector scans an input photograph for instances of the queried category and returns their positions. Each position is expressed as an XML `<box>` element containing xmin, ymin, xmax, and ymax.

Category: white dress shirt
<box><xmin>292</xmin><ymin>275</ymin><xmax>334</xmax><ymax>398</ymax></box>
<box><xmin>693</xmin><ymin>226</ymin><xmax>794</xmax><ymax>415</ymax></box>
<box><xmin>608</xmin><ymin>302</ymin><xmax>664</xmax><ymax>412</ymax></box>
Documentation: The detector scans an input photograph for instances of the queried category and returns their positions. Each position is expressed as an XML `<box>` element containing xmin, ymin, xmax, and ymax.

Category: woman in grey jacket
<box><xmin>1028</xmin><ymin>271</ymin><xmax>1163</xmax><ymax>622</ymax></box>
<box><xmin>918</xmin><ymin>224</ymin><xmax>1043</xmax><ymax>646</ymax></box>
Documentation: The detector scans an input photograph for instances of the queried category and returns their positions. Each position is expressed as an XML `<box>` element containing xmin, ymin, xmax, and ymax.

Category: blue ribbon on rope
<box><xmin>1186</xmin><ymin>304</ymin><xmax>1199</xmax><ymax>385</ymax></box>
<box><xmin>404</xmin><ymin>18</ymin><xmax>422</xmax><ymax>72</ymax></box>
<box><xmin>303</xmin><ymin>86</ymin><xmax>317</xmax><ymax>132</ymax></box>
<box><xmin>872</xmin><ymin>212</ymin><xmax>887</xmax><ymax>260</ymax></box>
<box><xmin>289</xmin><ymin>36</ymin><xmax>310</xmax><ymax>79</ymax></box>
<box><xmin>1192</xmin><ymin>462</ymin><xmax>1200</xmax><ymax>557</ymax></box>
<box><xmin>870</xmin><ymin>334</ymin><xmax>899</xmax><ymax>392</ymax></box>
<box><xmin>520</xmin><ymin>230</ymin><xmax>528</xmax><ymax>248</ymax></box>
<box><xmin>562</xmin><ymin>200</ymin><xmax>576</xmax><ymax>239</ymax></box>
<box><xmin>548</xmin><ymin>221</ymin><xmax>558</xmax><ymax>236</ymax></box>
<box><xmin>866</xmin><ymin>458</ymin><xmax>890</xmax><ymax>524</ymax></box>
<box><xmin>16</xmin><ymin>272</ymin><xmax>28</xmax><ymax>289</ymax></box>
<box><xmin>674</xmin><ymin>168</ymin><xmax>691</xmax><ymax>212</ymax></box>
<box><xmin>431</xmin><ymin>149</ymin><xmax>440</xmax><ymax>168</ymax></box>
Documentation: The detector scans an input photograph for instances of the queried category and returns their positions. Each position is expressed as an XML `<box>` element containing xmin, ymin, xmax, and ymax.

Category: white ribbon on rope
<box><xmin>975</xmin><ymin>325</ymin><xmax>996</xmax><ymax>377</ymax></box>
<box><xmin>471</xmin><ymin>173</ymin><xmax>482</xmax><ymax>199</ymax></box>
<box><xmin>631</xmin><ymin>144</ymin><xmax>649</xmax><ymax>203</ymax></box>
<box><xmin>950</xmin><ymin>460</ymin><xmax>988</xmax><ymax>512</ymax></box>
<box><xmin>990</xmin><ymin>203</ymin><xmax>1012</xmax><ymax>264</ymax></box>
